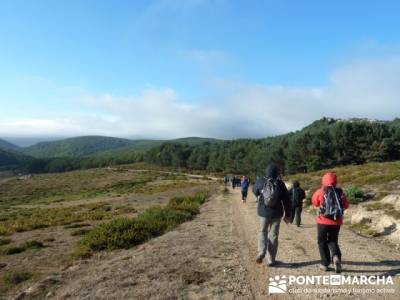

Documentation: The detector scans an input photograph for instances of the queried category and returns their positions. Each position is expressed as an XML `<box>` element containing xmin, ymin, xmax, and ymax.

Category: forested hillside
<box><xmin>144</xmin><ymin>118</ymin><xmax>400</xmax><ymax>175</ymax></box>
<box><xmin>2</xmin><ymin>118</ymin><xmax>399</xmax><ymax>175</ymax></box>
<box><xmin>0</xmin><ymin>139</ymin><xmax>20</xmax><ymax>151</ymax></box>
<box><xmin>0</xmin><ymin>148</ymin><xmax>39</xmax><ymax>172</ymax></box>
<box><xmin>21</xmin><ymin>136</ymin><xmax>219</xmax><ymax>158</ymax></box>
<box><xmin>22</xmin><ymin>136</ymin><xmax>140</xmax><ymax>158</ymax></box>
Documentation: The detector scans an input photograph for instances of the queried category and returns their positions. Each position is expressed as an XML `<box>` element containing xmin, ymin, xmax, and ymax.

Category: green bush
<box><xmin>71</xmin><ymin>229</ymin><xmax>91</xmax><ymax>236</ymax></box>
<box><xmin>2</xmin><ymin>271</ymin><xmax>32</xmax><ymax>285</ymax></box>
<box><xmin>0</xmin><ymin>238</ymin><xmax>11</xmax><ymax>246</ymax></box>
<box><xmin>2</xmin><ymin>240</ymin><xmax>44</xmax><ymax>255</ymax></box>
<box><xmin>345</xmin><ymin>186</ymin><xmax>365</xmax><ymax>204</ymax></box>
<box><xmin>304</xmin><ymin>194</ymin><xmax>312</xmax><ymax>207</ymax></box>
<box><xmin>76</xmin><ymin>192</ymin><xmax>209</xmax><ymax>257</ymax></box>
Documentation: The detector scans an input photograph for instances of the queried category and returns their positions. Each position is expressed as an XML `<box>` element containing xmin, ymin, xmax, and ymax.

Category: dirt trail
<box><xmin>231</xmin><ymin>188</ymin><xmax>400</xmax><ymax>299</ymax></box>
<box><xmin>44</xmin><ymin>191</ymin><xmax>253</xmax><ymax>300</ymax></box>
<box><xmin>20</xmin><ymin>188</ymin><xmax>400</xmax><ymax>299</ymax></box>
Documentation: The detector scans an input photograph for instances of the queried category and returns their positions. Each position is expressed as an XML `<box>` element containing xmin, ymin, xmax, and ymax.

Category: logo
<box><xmin>267</xmin><ymin>274</ymin><xmax>395</xmax><ymax>296</ymax></box>
<box><xmin>269</xmin><ymin>275</ymin><xmax>287</xmax><ymax>294</ymax></box>
<box><xmin>330</xmin><ymin>275</ymin><xmax>341</xmax><ymax>286</ymax></box>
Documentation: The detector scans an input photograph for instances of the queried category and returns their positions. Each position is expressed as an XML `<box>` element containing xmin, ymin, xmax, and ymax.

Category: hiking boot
<box><xmin>267</xmin><ymin>261</ymin><xmax>276</xmax><ymax>267</ymax></box>
<box><xmin>256</xmin><ymin>254</ymin><xmax>264</xmax><ymax>264</ymax></box>
<box><xmin>333</xmin><ymin>256</ymin><xmax>342</xmax><ymax>273</ymax></box>
<box><xmin>319</xmin><ymin>264</ymin><xmax>329</xmax><ymax>271</ymax></box>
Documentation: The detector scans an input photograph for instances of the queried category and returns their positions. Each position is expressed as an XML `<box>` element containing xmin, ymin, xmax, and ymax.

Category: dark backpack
<box><xmin>261</xmin><ymin>178</ymin><xmax>279</xmax><ymax>207</ymax></box>
<box><xmin>319</xmin><ymin>187</ymin><xmax>344</xmax><ymax>220</ymax></box>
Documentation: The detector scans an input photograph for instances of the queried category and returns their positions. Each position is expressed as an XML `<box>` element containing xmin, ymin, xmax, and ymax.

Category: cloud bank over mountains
<box><xmin>1</xmin><ymin>56</ymin><xmax>399</xmax><ymax>139</ymax></box>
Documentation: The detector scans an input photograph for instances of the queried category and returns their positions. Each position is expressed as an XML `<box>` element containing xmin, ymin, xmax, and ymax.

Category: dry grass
<box><xmin>0</xmin><ymin>167</ymin><xmax>217</xmax><ymax>297</ymax></box>
<box><xmin>286</xmin><ymin>160</ymin><xmax>400</xmax><ymax>201</ymax></box>
<box><xmin>0</xmin><ymin>168</ymin><xmax>199</xmax><ymax>210</ymax></box>
<box><xmin>0</xmin><ymin>202</ymin><xmax>120</xmax><ymax>235</ymax></box>
<box><xmin>75</xmin><ymin>192</ymin><xmax>209</xmax><ymax>258</ymax></box>
<box><xmin>0</xmin><ymin>271</ymin><xmax>33</xmax><ymax>292</ymax></box>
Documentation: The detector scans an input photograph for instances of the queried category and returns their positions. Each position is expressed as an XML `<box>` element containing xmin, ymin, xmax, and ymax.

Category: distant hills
<box><xmin>18</xmin><ymin>136</ymin><xmax>219</xmax><ymax>158</ymax></box>
<box><xmin>0</xmin><ymin>139</ymin><xmax>20</xmax><ymax>151</ymax></box>
<box><xmin>0</xmin><ymin>148</ymin><xmax>37</xmax><ymax>172</ymax></box>
<box><xmin>0</xmin><ymin>136</ymin><xmax>220</xmax><ymax>173</ymax></box>
<box><xmin>1</xmin><ymin>118</ymin><xmax>399</xmax><ymax>174</ymax></box>
<box><xmin>21</xmin><ymin>136</ymin><xmax>140</xmax><ymax>158</ymax></box>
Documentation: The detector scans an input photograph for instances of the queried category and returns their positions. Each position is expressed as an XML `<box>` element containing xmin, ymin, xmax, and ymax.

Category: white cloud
<box><xmin>1</xmin><ymin>56</ymin><xmax>400</xmax><ymax>139</ymax></box>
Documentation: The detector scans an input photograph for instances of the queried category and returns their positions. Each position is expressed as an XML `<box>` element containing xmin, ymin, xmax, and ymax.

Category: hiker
<box><xmin>241</xmin><ymin>176</ymin><xmax>250</xmax><ymax>203</ymax></box>
<box><xmin>312</xmin><ymin>172</ymin><xmax>349</xmax><ymax>273</ymax></box>
<box><xmin>288</xmin><ymin>180</ymin><xmax>306</xmax><ymax>227</ymax></box>
<box><xmin>253</xmin><ymin>164</ymin><xmax>291</xmax><ymax>266</ymax></box>
<box><xmin>223</xmin><ymin>176</ymin><xmax>229</xmax><ymax>187</ymax></box>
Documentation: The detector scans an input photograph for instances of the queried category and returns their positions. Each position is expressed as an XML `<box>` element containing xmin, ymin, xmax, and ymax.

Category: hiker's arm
<box><xmin>312</xmin><ymin>189</ymin><xmax>321</xmax><ymax>207</ymax></box>
<box><xmin>281</xmin><ymin>182</ymin><xmax>291</xmax><ymax>218</ymax></box>
<box><xmin>301</xmin><ymin>189</ymin><xmax>306</xmax><ymax>200</ymax></box>
<box><xmin>342</xmin><ymin>194</ymin><xmax>350</xmax><ymax>210</ymax></box>
<box><xmin>252</xmin><ymin>178</ymin><xmax>263</xmax><ymax>196</ymax></box>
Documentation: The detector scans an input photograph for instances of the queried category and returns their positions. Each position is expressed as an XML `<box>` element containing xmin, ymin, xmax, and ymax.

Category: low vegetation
<box><xmin>0</xmin><ymin>272</ymin><xmax>33</xmax><ymax>292</ymax></box>
<box><xmin>365</xmin><ymin>202</ymin><xmax>400</xmax><ymax>220</ymax></box>
<box><xmin>287</xmin><ymin>160</ymin><xmax>400</xmax><ymax>202</ymax></box>
<box><xmin>345</xmin><ymin>186</ymin><xmax>365</xmax><ymax>204</ymax></box>
<box><xmin>0</xmin><ymin>237</ymin><xmax>12</xmax><ymax>246</ymax></box>
<box><xmin>70</xmin><ymin>228</ymin><xmax>91</xmax><ymax>236</ymax></box>
<box><xmin>0</xmin><ymin>165</ymin><xmax>215</xmax><ymax>298</ymax></box>
<box><xmin>0</xmin><ymin>202</ymin><xmax>119</xmax><ymax>235</ymax></box>
<box><xmin>75</xmin><ymin>192</ymin><xmax>209</xmax><ymax>258</ymax></box>
<box><xmin>1</xmin><ymin>240</ymin><xmax>44</xmax><ymax>255</ymax></box>
<box><xmin>0</xmin><ymin>168</ymin><xmax>196</xmax><ymax>208</ymax></box>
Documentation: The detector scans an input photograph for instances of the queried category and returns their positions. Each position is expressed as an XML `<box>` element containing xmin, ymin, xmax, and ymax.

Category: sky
<box><xmin>1</xmin><ymin>0</ymin><xmax>400</xmax><ymax>142</ymax></box>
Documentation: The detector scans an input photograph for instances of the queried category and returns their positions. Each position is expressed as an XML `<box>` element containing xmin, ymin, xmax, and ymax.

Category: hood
<box><xmin>292</xmin><ymin>180</ymin><xmax>300</xmax><ymax>188</ymax></box>
<box><xmin>265</xmin><ymin>164</ymin><xmax>280</xmax><ymax>179</ymax></box>
<box><xmin>322</xmin><ymin>172</ymin><xmax>337</xmax><ymax>187</ymax></box>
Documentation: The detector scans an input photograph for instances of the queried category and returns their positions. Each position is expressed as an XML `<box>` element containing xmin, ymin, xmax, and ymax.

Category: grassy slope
<box><xmin>286</xmin><ymin>160</ymin><xmax>400</xmax><ymax>200</ymax></box>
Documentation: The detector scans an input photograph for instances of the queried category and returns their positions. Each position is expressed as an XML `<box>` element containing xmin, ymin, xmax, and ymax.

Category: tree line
<box><xmin>18</xmin><ymin>118</ymin><xmax>400</xmax><ymax>175</ymax></box>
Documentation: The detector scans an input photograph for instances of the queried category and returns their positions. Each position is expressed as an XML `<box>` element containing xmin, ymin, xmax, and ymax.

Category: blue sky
<box><xmin>1</xmin><ymin>0</ymin><xmax>400</xmax><ymax>140</ymax></box>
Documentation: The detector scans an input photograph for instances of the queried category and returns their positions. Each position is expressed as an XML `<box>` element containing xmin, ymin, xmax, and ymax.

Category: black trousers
<box><xmin>241</xmin><ymin>190</ymin><xmax>248</xmax><ymax>200</ymax></box>
<box><xmin>317</xmin><ymin>224</ymin><xmax>341</xmax><ymax>266</ymax></box>
<box><xmin>290</xmin><ymin>206</ymin><xmax>302</xmax><ymax>226</ymax></box>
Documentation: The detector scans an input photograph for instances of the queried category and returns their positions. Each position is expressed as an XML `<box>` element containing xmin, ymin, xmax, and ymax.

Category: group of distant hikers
<box><xmin>225</xmin><ymin>163</ymin><xmax>349</xmax><ymax>273</ymax></box>
<box><xmin>224</xmin><ymin>175</ymin><xmax>250</xmax><ymax>202</ymax></box>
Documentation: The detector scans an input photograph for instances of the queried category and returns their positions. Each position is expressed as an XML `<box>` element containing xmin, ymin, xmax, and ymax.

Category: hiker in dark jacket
<box><xmin>288</xmin><ymin>180</ymin><xmax>306</xmax><ymax>227</ymax></box>
<box><xmin>241</xmin><ymin>176</ymin><xmax>250</xmax><ymax>202</ymax></box>
<box><xmin>223</xmin><ymin>176</ymin><xmax>229</xmax><ymax>187</ymax></box>
<box><xmin>253</xmin><ymin>164</ymin><xmax>291</xmax><ymax>266</ymax></box>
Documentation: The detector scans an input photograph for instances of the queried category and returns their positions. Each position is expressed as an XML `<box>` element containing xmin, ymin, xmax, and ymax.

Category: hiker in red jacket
<box><xmin>312</xmin><ymin>172</ymin><xmax>349</xmax><ymax>273</ymax></box>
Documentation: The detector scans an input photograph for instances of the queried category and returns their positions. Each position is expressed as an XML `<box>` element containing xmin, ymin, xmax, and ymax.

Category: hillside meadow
<box><xmin>0</xmin><ymin>166</ymin><xmax>218</xmax><ymax>297</ymax></box>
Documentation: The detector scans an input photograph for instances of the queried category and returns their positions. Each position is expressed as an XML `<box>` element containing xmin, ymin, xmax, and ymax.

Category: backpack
<box><xmin>260</xmin><ymin>178</ymin><xmax>280</xmax><ymax>207</ymax></box>
<box><xmin>319</xmin><ymin>187</ymin><xmax>344</xmax><ymax>220</ymax></box>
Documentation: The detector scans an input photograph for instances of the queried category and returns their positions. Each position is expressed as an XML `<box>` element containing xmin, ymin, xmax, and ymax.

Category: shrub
<box><xmin>2</xmin><ymin>271</ymin><xmax>32</xmax><ymax>285</ymax></box>
<box><xmin>76</xmin><ymin>192</ymin><xmax>209</xmax><ymax>257</ymax></box>
<box><xmin>0</xmin><ymin>238</ymin><xmax>11</xmax><ymax>246</ymax></box>
<box><xmin>0</xmin><ymin>202</ymin><xmax>119</xmax><ymax>235</ymax></box>
<box><xmin>71</xmin><ymin>229</ymin><xmax>91</xmax><ymax>236</ymax></box>
<box><xmin>345</xmin><ymin>186</ymin><xmax>365</xmax><ymax>204</ymax></box>
<box><xmin>304</xmin><ymin>194</ymin><xmax>312</xmax><ymax>207</ymax></box>
<box><xmin>2</xmin><ymin>240</ymin><xmax>44</xmax><ymax>255</ymax></box>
